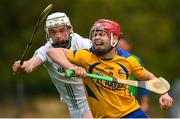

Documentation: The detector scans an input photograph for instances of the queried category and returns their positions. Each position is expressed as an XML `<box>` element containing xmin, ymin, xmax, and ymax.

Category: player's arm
<box><xmin>47</xmin><ymin>48</ymin><xmax>73</xmax><ymax>69</ymax></box>
<box><xmin>47</xmin><ymin>48</ymin><xmax>86</xmax><ymax>78</ymax></box>
<box><xmin>140</xmin><ymin>69</ymin><xmax>173</xmax><ymax>109</ymax></box>
<box><xmin>130</xmin><ymin>57</ymin><xmax>173</xmax><ymax>110</ymax></box>
<box><xmin>130</xmin><ymin>55</ymin><xmax>158</xmax><ymax>81</ymax></box>
<box><xmin>140</xmin><ymin>69</ymin><xmax>156</xmax><ymax>81</ymax></box>
<box><xmin>12</xmin><ymin>56</ymin><xmax>43</xmax><ymax>74</ymax></box>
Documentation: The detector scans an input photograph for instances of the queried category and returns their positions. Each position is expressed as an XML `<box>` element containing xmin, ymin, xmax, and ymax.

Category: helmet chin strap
<box><xmin>110</xmin><ymin>33</ymin><xmax>118</xmax><ymax>47</ymax></box>
<box><xmin>93</xmin><ymin>33</ymin><xmax>118</xmax><ymax>56</ymax></box>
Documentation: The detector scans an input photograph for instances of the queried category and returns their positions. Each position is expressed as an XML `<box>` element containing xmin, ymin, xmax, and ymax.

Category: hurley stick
<box><xmin>20</xmin><ymin>4</ymin><xmax>53</xmax><ymax>65</ymax></box>
<box><xmin>66</xmin><ymin>70</ymin><xmax>170</xmax><ymax>94</ymax></box>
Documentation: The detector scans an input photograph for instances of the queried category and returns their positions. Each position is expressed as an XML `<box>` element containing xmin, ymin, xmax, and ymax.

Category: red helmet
<box><xmin>91</xmin><ymin>19</ymin><xmax>121</xmax><ymax>38</ymax></box>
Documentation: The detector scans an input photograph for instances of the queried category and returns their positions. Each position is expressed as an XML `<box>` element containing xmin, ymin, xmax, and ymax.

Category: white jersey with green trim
<box><xmin>33</xmin><ymin>33</ymin><xmax>92</xmax><ymax>117</ymax></box>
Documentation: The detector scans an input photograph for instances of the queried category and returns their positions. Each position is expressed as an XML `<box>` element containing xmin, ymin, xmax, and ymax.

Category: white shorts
<box><xmin>68</xmin><ymin>102</ymin><xmax>90</xmax><ymax>118</ymax></box>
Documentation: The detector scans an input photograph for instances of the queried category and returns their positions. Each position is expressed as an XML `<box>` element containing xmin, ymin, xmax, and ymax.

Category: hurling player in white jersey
<box><xmin>12</xmin><ymin>12</ymin><xmax>92</xmax><ymax>118</ymax></box>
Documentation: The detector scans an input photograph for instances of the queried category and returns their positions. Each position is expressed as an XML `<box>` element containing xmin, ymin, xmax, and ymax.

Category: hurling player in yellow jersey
<box><xmin>47</xmin><ymin>19</ymin><xmax>173</xmax><ymax>118</ymax></box>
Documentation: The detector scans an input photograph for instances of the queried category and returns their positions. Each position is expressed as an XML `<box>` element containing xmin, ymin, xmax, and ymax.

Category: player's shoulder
<box><xmin>74</xmin><ymin>48</ymin><xmax>90</xmax><ymax>53</ymax></box>
<box><xmin>116</xmin><ymin>48</ymin><xmax>131</xmax><ymax>58</ymax></box>
<box><xmin>70</xmin><ymin>49</ymin><xmax>90</xmax><ymax>58</ymax></box>
<box><xmin>71</xmin><ymin>33</ymin><xmax>90</xmax><ymax>42</ymax></box>
<box><xmin>70</xmin><ymin>33</ymin><xmax>92</xmax><ymax>49</ymax></box>
<box><xmin>70</xmin><ymin>33</ymin><xmax>83</xmax><ymax>40</ymax></box>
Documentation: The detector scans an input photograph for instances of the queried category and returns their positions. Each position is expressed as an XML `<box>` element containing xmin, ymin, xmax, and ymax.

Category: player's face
<box><xmin>91</xmin><ymin>30</ymin><xmax>111</xmax><ymax>51</ymax></box>
<box><xmin>48</xmin><ymin>26</ymin><xmax>71</xmax><ymax>42</ymax></box>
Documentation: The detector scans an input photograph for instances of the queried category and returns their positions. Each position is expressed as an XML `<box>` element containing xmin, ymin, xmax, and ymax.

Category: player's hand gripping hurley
<box><xmin>66</xmin><ymin>70</ymin><xmax>170</xmax><ymax>94</ymax></box>
<box><xmin>20</xmin><ymin>4</ymin><xmax>53</xmax><ymax>65</ymax></box>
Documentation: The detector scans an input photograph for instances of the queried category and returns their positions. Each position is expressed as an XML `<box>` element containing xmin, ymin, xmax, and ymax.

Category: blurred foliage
<box><xmin>0</xmin><ymin>0</ymin><xmax>179</xmax><ymax>117</ymax></box>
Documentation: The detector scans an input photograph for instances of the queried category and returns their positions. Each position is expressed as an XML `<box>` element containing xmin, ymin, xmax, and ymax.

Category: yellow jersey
<box><xmin>67</xmin><ymin>48</ymin><xmax>146</xmax><ymax>117</ymax></box>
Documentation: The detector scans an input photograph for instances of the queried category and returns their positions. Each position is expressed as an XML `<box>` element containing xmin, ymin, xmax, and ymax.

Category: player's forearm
<box><xmin>22</xmin><ymin>57</ymin><xmax>42</xmax><ymax>73</ymax></box>
<box><xmin>141</xmin><ymin>69</ymin><xmax>157</xmax><ymax>81</ymax></box>
<box><xmin>27</xmin><ymin>57</ymin><xmax>42</xmax><ymax>73</ymax></box>
<box><xmin>47</xmin><ymin>48</ymin><xmax>74</xmax><ymax>70</ymax></box>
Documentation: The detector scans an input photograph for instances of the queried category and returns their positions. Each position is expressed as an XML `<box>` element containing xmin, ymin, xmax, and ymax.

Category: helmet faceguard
<box><xmin>45</xmin><ymin>12</ymin><xmax>72</xmax><ymax>48</ymax></box>
<box><xmin>49</xmin><ymin>38</ymin><xmax>70</xmax><ymax>48</ymax></box>
<box><xmin>89</xmin><ymin>19</ymin><xmax>121</xmax><ymax>55</ymax></box>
